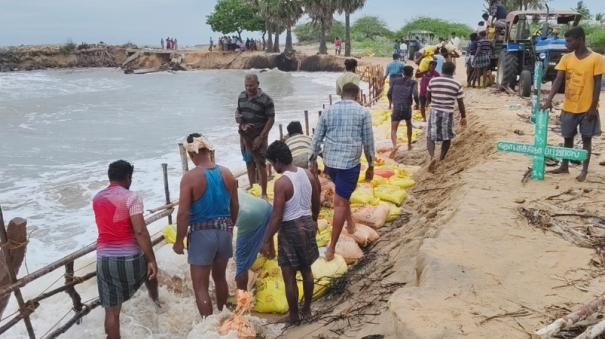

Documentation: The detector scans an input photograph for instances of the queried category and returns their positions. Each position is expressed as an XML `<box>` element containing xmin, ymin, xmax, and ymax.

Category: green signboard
<box><xmin>497</xmin><ymin>61</ymin><xmax>588</xmax><ymax>181</ymax></box>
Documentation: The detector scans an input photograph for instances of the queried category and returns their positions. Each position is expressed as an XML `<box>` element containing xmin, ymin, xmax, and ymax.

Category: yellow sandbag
<box><xmin>418</xmin><ymin>56</ymin><xmax>433</xmax><ymax>73</ymax></box>
<box><xmin>319</xmin><ymin>208</ymin><xmax>333</xmax><ymax>220</ymax></box>
<box><xmin>316</xmin><ymin>227</ymin><xmax>331</xmax><ymax>248</ymax></box>
<box><xmin>162</xmin><ymin>224</ymin><xmax>187</xmax><ymax>248</ymax></box>
<box><xmin>389</xmin><ymin>177</ymin><xmax>416</xmax><ymax>189</ymax></box>
<box><xmin>383</xmin><ymin>202</ymin><xmax>403</xmax><ymax>222</ymax></box>
<box><xmin>248</xmin><ymin>182</ymin><xmax>275</xmax><ymax>200</ymax></box>
<box><xmin>353</xmin><ymin>204</ymin><xmax>390</xmax><ymax>229</ymax></box>
<box><xmin>310</xmin><ymin>255</ymin><xmax>348</xmax><ymax>299</ymax></box>
<box><xmin>344</xmin><ymin>224</ymin><xmax>380</xmax><ymax>247</ymax></box>
<box><xmin>317</xmin><ymin>157</ymin><xmax>325</xmax><ymax>172</ymax></box>
<box><xmin>371</xmin><ymin>175</ymin><xmax>388</xmax><ymax>187</ymax></box>
<box><xmin>350</xmin><ymin>184</ymin><xmax>375</xmax><ymax>205</ymax></box>
<box><xmin>335</xmin><ymin>234</ymin><xmax>364</xmax><ymax>264</ymax></box>
<box><xmin>413</xmin><ymin>110</ymin><xmax>424</xmax><ymax>121</ymax></box>
<box><xmin>317</xmin><ymin>219</ymin><xmax>330</xmax><ymax>232</ymax></box>
<box><xmin>374</xmin><ymin>185</ymin><xmax>408</xmax><ymax>206</ymax></box>
<box><xmin>257</xmin><ymin>259</ymin><xmax>281</xmax><ymax>279</ymax></box>
<box><xmin>251</xmin><ymin>255</ymin><xmax>267</xmax><ymax>272</ymax></box>
<box><xmin>254</xmin><ymin>276</ymin><xmax>303</xmax><ymax>314</ymax></box>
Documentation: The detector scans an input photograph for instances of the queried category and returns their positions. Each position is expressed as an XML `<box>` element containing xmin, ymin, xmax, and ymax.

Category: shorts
<box><xmin>392</xmin><ymin>104</ymin><xmax>412</xmax><ymax>121</ymax></box>
<box><xmin>240</xmin><ymin>134</ymin><xmax>268</xmax><ymax>166</ymax></box>
<box><xmin>97</xmin><ymin>254</ymin><xmax>147</xmax><ymax>308</ymax></box>
<box><xmin>472</xmin><ymin>54</ymin><xmax>490</xmax><ymax>69</ymax></box>
<box><xmin>324</xmin><ymin>164</ymin><xmax>361</xmax><ymax>200</ymax></box>
<box><xmin>428</xmin><ymin>110</ymin><xmax>455</xmax><ymax>141</ymax></box>
<box><xmin>419</xmin><ymin>96</ymin><xmax>428</xmax><ymax>107</ymax></box>
<box><xmin>560</xmin><ymin>111</ymin><xmax>602</xmax><ymax>138</ymax></box>
<box><xmin>187</xmin><ymin>229</ymin><xmax>233</xmax><ymax>266</ymax></box>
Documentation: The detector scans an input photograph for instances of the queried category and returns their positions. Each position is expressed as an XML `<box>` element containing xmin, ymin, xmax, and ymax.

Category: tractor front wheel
<box><xmin>518</xmin><ymin>70</ymin><xmax>532</xmax><ymax>98</ymax></box>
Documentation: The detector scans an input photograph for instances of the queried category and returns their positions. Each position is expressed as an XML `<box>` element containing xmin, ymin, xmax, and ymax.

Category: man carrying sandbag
<box><xmin>262</xmin><ymin>141</ymin><xmax>321</xmax><ymax>324</ymax></box>
<box><xmin>310</xmin><ymin>83</ymin><xmax>375</xmax><ymax>262</ymax></box>
<box><xmin>172</xmin><ymin>134</ymin><xmax>239</xmax><ymax>318</ymax></box>
<box><xmin>234</xmin><ymin>191</ymin><xmax>272</xmax><ymax>291</ymax></box>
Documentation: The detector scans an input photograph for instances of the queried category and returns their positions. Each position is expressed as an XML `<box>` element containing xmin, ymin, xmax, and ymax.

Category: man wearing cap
<box><xmin>173</xmin><ymin>133</ymin><xmax>239</xmax><ymax>318</ymax></box>
<box><xmin>236</xmin><ymin>74</ymin><xmax>275</xmax><ymax>199</ymax></box>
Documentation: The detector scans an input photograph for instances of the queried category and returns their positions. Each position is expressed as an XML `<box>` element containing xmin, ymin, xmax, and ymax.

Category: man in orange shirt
<box><xmin>543</xmin><ymin>27</ymin><xmax>604</xmax><ymax>182</ymax></box>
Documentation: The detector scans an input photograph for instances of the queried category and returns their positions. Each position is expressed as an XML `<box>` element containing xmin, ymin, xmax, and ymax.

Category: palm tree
<box><xmin>596</xmin><ymin>12</ymin><xmax>605</xmax><ymax>26</ymax></box>
<box><xmin>335</xmin><ymin>0</ymin><xmax>366</xmax><ymax>57</ymax></box>
<box><xmin>303</xmin><ymin>0</ymin><xmax>338</xmax><ymax>54</ymax></box>
<box><xmin>275</xmin><ymin>0</ymin><xmax>304</xmax><ymax>52</ymax></box>
<box><xmin>248</xmin><ymin>0</ymin><xmax>274</xmax><ymax>51</ymax></box>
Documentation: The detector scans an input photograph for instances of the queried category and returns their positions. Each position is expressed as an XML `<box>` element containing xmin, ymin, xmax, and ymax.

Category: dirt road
<box><xmin>285</xmin><ymin>58</ymin><xmax>605</xmax><ymax>338</ymax></box>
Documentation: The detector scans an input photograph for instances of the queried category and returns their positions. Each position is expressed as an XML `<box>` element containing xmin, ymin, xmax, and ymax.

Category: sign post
<box><xmin>497</xmin><ymin>61</ymin><xmax>588</xmax><ymax>181</ymax></box>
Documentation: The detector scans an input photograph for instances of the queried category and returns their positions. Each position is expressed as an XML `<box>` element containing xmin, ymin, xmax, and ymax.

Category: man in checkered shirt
<box><xmin>310</xmin><ymin>83</ymin><xmax>375</xmax><ymax>262</ymax></box>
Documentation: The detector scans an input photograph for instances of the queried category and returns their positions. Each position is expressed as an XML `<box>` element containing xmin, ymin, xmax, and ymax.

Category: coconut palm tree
<box><xmin>303</xmin><ymin>0</ymin><xmax>338</xmax><ymax>54</ymax></box>
<box><xmin>335</xmin><ymin>0</ymin><xmax>366</xmax><ymax>56</ymax></box>
<box><xmin>275</xmin><ymin>0</ymin><xmax>304</xmax><ymax>52</ymax></box>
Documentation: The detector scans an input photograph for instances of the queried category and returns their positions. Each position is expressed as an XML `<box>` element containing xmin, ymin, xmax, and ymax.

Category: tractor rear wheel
<box><xmin>518</xmin><ymin>70</ymin><xmax>532</xmax><ymax>97</ymax></box>
<box><xmin>496</xmin><ymin>51</ymin><xmax>519</xmax><ymax>89</ymax></box>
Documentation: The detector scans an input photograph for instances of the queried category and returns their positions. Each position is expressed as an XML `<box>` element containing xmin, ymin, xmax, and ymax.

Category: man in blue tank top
<box><xmin>173</xmin><ymin>133</ymin><xmax>239</xmax><ymax>318</ymax></box>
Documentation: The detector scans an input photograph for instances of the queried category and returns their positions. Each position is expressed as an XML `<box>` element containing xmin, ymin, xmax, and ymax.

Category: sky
<box><xmin>0</xmin><ymin>0</ymin><xmax>604</xmax><ymax>47</ymax></box>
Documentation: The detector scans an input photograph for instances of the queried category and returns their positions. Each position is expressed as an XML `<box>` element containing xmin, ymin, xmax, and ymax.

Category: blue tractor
<box><xmin>495</xmin><ymin>9</ymin><xmax>582</xmax><ymax>97</ymax></box>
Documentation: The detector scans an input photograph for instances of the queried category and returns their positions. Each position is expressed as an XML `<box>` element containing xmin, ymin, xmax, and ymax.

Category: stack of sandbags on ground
<box><xmin>350</xmin><ymin>183</ymin><xmax>380</xmax><ymax>208</ymax></box>
<box><xmin>316</xmin><ymin>218</ymin><xmax>331</xmax><ymax>248</ymax></box>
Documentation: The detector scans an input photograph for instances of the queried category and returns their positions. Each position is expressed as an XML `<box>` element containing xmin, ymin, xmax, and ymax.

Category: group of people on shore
<box><xmin>92</xmin><ymin>23</ymin><xmax>603</xmax><ymax>338</ymax></box>
<box><xmin>93</xmin><ymin>71</ymin><xmax>375</xmax><ymax>336</ymax></box>
<box><xmin>160</xmin><ymin>37</ymin><xmax>178</xmax><ymax>50</ymax></box>
<box><xmin>212</xmin><ymin>36</ymin><xmax>260</xmax><ymax>52</ymax></box>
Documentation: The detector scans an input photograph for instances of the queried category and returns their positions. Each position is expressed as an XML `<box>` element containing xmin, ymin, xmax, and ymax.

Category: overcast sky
<box><xmin>1</xmin><ymin>0</ymin><xmax>603</xmax><ymax>47</ymax></box>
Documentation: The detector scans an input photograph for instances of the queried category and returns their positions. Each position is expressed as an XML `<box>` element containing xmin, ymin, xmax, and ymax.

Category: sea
<box><xmin>0</xmin><ymin>68</ymin><xmax>356</xmax><ymax>338</ymax></box>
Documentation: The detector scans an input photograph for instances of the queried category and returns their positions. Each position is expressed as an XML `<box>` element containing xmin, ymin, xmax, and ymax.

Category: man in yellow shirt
<box><xmin>543</xmin><ymin>27</ymin><xmax>604</xmax><ymax>182</ymax></box>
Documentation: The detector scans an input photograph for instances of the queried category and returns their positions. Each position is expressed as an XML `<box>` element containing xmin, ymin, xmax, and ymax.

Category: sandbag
<box><xmin>250</xmin><ymin>255</ymin><xmax>266</xmax><ymax>272</ymax></box>
<box><xmin>389</xmin><ymin>177</ymin><xmax>416</xmax><ymax>189</ymax></box>
<box><xmin>254</xmin><ymin>276</ymin><xmax>303</xmax><ymax>314</ymax></box>
<box><xmin>317</xmin><ymin>219</ymin><xmax>330</xmax><ymax>232</ymax></box>
<box><xmin>344</xmin><ymin>224</ymin><xmax>380</xmax><ymax>247</ymax></box>
<box><xmin>162</xmin><ymin>224</ymin><xmax>187</xmax><ymax>248</ymax></box>
<box><xmin>350</xmin><ymin>184</ymin><xmax>375</xmax><ymax>206</ymax></box>
<box><xmin>383</xmin><ymin>202</ymin><xmax>403</xmax><ymax>222</ymax></box>
<box><xmin>319</xmin><ymin>177</ymin><xmax>335</xmax><ymax>208</ymax></box>
<box><xmin>374</xmin><ymin>185</ymin><xmax>408</xmax><ymax>206</ymax></box>
<box><xmin>353</xmin><ymin>204</ymin><xmax>390</xmax><ymax>229</ymax></box>
<box><xmin>310</xmin><ymin>255</ymin><xmax>348</xmax><ymax>299</ymax></box>
<box><xmin>316</xmin><ymin>227</ymin><xmax>331</xmax><ymax>248</ymax></box>
<box><xmin>257</xmin><ymin>259</ymin><xmax>281</xmax><ymax>279</ymax></box>
<box><xmin>335</xmin><ymin>234</ymin><xmax>364</xmax><ymax>264</ymax></box>
<box><xmin>374</xmin><ymin>168</ymin><xmax>395</xmax><ymax>179</ymax></box>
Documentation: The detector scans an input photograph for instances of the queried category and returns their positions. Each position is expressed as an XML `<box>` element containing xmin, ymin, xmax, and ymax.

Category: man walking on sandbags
<box><xmin>262</xmin><ymin>140</ymin><xmax>321</xmax><ymax>324</ymax></box>
<box><xmin>310</xmin><ymin>83</ymin><xmax>375</xmax><ymax>262</ymax></box>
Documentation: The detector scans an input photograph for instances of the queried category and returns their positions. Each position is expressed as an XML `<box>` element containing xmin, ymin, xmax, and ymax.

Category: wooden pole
<box><xmin>329</xmin><ymin>94</ymin><xmax>333</xmax><ymax>105</ymax></box>
<box><xmin>161</xmin><ymin>163</ymin><xmax>173</xmax><ymax>224</ymax></box>
<box><xmin>304</xmin><ymin>110</ymin><xmax>309</xmax><ymax>136</ymax></box>
<box><xmin>318</xmin><ymin>110</ymin><xmax>322</xmax><ymax>118</ymax></box>
<box><xmin>47</xmin><ymin>300</ymin><xmax>101</xmax><ymax>339</ymax></box>
<box><xmin>63</xmin><ymin>262</ymin><xmax>83</xmax><ymax>324</ymax></box>
<box><xmin>0</xmin><ymin>217</ymin><xmax>27</xmax><ymax>319</ymax></box>
<box><xmin>178</xmin><ymin>143</ymin><xmax>189</xmax><ymax>173</ymax></box>
<box><xmin>279</xmin><ymin>124</ymin><xmax>284</xmax><ymax>140</ymax></box>
<box><xmin>0</xmin><ymin>207</ymin><xmax>35</xmax><ymax>339</ymax></box>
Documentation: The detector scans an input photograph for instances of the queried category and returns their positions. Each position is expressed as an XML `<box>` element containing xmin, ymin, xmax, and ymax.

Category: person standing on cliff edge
<box><xmin>236</xmin><ymin>74</ymin><xmax>275</xmax><ymax>199</ymax></box>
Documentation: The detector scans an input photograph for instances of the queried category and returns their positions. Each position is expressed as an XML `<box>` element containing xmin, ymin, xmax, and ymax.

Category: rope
<box><xmin>0</xmin><ymin>239</ymin><xmax>29</xmax><ymax>251</ymax></box>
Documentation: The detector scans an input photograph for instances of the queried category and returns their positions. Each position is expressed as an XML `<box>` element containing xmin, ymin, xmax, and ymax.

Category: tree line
<box><xmin>207</xmin><ymin>0</ymin><xmax>367</xmax><ymax>56</ymax></box>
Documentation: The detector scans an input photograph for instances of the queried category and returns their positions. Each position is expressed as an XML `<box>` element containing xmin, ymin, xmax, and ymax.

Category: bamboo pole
<box><xmin>329</xmin><ymin>94</ymin><xmax>333</xmax><ymax>105</ymax></box>
<box><xmin>304</xmin><ymin>110</ymin><xmax>309</xmax><ymax>136</ymax></box>
<box><xmin>0</xmin><ymin>208</ymin><xmax>173</xmax><ymax>300</ymax></box>
<box><xmin>0</xmin><ymin>207</ymin><xmax>35</xmax><ymax>339</ymax></box>
<box><xmin>161</xmin><ymin>163</ymin><xmax>173</xmax><ymax>224</ymax></box>
<box><xmin>63</xmin><ymin>262</ymin><xmax>83</xmax><ymax>324</ymax></box>
<box><xmin>0</xmin><ymin>217</ymin><xmax>27</xmax><ymax>318</ymax></box>
<box><xmin>178</xmin><ymin>143</ymin><xmax>189</xmax><ymax>173</ymax></box>
<box><xmin>279</xmin><ymin>124</ymin><xmax>283</xmax><ymax>140</ymax></box>
<box><xmin>30</xmin><ymin>272</ymin><xmax>96</xmax><ymax>304</ymax></box>
<box><xmin>46</xmin><ymin>300</ymin><xmax>101</xmax><ymax>339</ymax></box>
<box><xmin>318</xmin><ymin>110</ymin><xmax>322</xmax><ymax>118</ymax></box>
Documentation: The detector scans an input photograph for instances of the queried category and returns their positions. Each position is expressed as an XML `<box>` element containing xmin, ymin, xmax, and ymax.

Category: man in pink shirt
<box><xmin>93</xmin><ymin>160</ymin><xmax>159</xmax><ymax>339</ymax></box>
